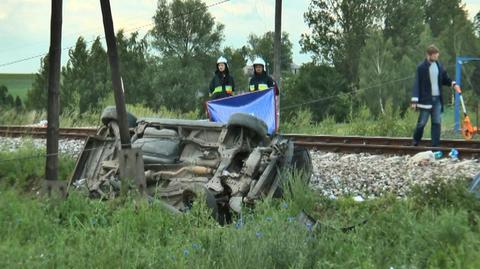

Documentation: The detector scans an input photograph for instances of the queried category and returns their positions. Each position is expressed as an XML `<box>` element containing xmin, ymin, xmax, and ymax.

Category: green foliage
<box><xmin>358</xmin><ymin>30</ymin><xmax>415</xmax><ymax>116</ymax></box>
<box><xmin>149</xmin><ymin>0</ymin><xmax>225</xmax><ymax>112</ymax></box>
<box><xmin>475</xmin><ymin>11</ymin><xmax>480</xmax><ymax>37</ymax></box>
<box><xmin>117</xmin><ymin>31</ymin><xmax>153</xmax><ymax>106</ymax></box>
<box><xmin>0</xmin><ymin>143</ymin><xmax>75</xmax><ymax>191</ymax></box>
<box><xmin>426</xmin><ymin>0</ymin><xmax>479</xmax><ymax>77</ymax></box>
<box><xmin>425</xmin><ymin>0</ymin><xmax>464</xmax><ymax>37</ymax></box>
<box><xmin>0</xmin><ymin>84</ymin><xmax>22</xmax><ymax>110</ymax></box>
<box><xmin>246</xmin><ymin>31</ymin><xmax>293</xmax><ymax>73</ymax></box>
<box><xmin>25</xmin><ymin>56</ymin><xmax>49</xmax><ymax>111</ymax></box>
<box><xmin>0</xmin><ymin>166</ymin><xmax>479</xmax><ymax>268</ymax></box>
<box><xmin>301</xmin><ymin>0</ymin><xmax>383</xmax><ymax>86</ymax></box>
<box><xmin>62</xmin><ymin>37</ymin><xmax>110</xmax><ymax>114</ymax></box>
<box><xmin>149</xmin><ymin>56</ymin><xmax>209</xmax><ymax>112</ymax></box>
<box><xmin>345</xmin><ymin>101</ymin><xmax>414</xmax><ymax>136</ymax></box>
<box><xmin>151</xmin><ymin>0</ymin><xmax>224</xmax><ymax>60</ymax></box>
<box><xmin>281</xmin><ymin>63</ymin><xmax>349</xmax><ymax>122</ymax></box>
<box><xmin>14</xmin><ymin>96</ymin><xmax>22</xmax><ymax>110</ymax></box>
<box><xmin>383</xmin><ymin>0</ymin><xmax>426</xmax><ymax>60</ymax></box>
<box><xmin>222</xmin><ymin>46</ymin><xmax>249</xmax><ymax>92</ymax></box>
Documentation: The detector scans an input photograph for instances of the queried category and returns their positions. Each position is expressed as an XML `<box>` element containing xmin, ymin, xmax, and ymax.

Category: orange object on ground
<box><xmin>459</xmin><ymin>93</ymin><xmax>478</xmax><ymax>140</ymax></box>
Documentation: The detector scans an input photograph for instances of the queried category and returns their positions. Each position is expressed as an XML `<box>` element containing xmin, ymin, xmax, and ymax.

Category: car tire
<box><xmin>227</xmin><ymin>113</ymin><xmax>268</xmax><ymax>139</ymax></box>
<box><xmin>101</xmin><ymin>106</ymin><xmax>137</xmax><ymax>128</ymax></box>
<box><xmin>291</xmin><ymin>146</ymin><xmax>313</xmax><ymax>184</ymax></box>
<box><xmin>273</xmin><ymin>146</ymin><xmax>313</xmax><ymax>198</ymax></box>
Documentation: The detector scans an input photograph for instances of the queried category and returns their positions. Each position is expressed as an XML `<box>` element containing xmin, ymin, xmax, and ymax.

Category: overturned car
<box><xmin>70</xmin><ymin>107</ymin><xmax>312</xmax><ymax>223</ymax></box>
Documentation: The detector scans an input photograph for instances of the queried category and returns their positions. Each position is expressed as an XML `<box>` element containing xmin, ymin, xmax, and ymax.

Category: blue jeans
<box><xmin>413</xmin><ymin>96</ymin><xmax>442</xmax><ymax>147</ymax></box>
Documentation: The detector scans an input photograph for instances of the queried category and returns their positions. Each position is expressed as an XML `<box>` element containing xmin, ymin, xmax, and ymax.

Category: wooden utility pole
<box><xmin>45</xmin><ymin>0</ymin><xmax>62</xmax><ymax>189</ymax></box>
<box><xmin>100</xmin><ymin>0</ymin><xmax>131</xmax><ymax>148</ymax></box>
<box><xmin>273</xmin><ymin>0</ymin><xmax>282</xmax><ymax>83</ymax></box>
<box><xmin>100</xmin><ymin>0</ymin><xmax>145</xmax><ymax>195</ymax></box>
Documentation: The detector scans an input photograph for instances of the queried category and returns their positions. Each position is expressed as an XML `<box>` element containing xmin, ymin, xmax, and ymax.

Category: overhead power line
<box><xmin>0</xmin><ymin>0</ymin><xmax>231</xmax><ymax>69</ymax></box>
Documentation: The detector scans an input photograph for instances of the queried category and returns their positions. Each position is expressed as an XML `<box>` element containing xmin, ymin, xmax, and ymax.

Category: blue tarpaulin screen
<box><xmin>206</xmin><ymin>88</ymin><xmax>277</xmax><ymax>134</ymax></box>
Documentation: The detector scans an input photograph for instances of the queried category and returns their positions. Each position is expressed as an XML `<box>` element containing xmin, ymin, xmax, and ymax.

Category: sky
<box><xmin>0</xmin><ymin>0</ymin><xmax>478</xmax><ymax>73</ymax></box>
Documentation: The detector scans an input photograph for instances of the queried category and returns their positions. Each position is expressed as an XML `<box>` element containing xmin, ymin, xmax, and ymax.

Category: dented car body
<box><xmin>70</xmin><ymin>107</ymin><xmax>311</xmax><ymax>222</ymax></box>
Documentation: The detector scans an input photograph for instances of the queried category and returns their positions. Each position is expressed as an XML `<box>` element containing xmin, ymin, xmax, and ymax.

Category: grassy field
<box><xmin>0</xmin><ymin>73</ymin><xmax>35</xmax><ymax>101</ymax></box>
<box><xmin>1</xmin><ymin>172</ymin><xmax>479</xmax><ymax>268</ymax></box>
<box><xmin>281</xmin><ymin>105</ymin><xmax>480</xmax><ymax>141</ymax></box>
<box><xmin>0</xmin><ymin>145</ymin><xmax>479</xmax><ymax>268</ymax></box>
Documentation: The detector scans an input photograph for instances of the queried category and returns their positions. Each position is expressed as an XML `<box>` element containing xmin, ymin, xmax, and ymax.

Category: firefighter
<box><xmin>249</xmin><ymin>57</ymin><xmax>275</xmax><ymax>92</ymax></box>
<box><xmin>209</xmin><ymin>56</ymin><xmax>235</xmax><ymax>100</ymax></box>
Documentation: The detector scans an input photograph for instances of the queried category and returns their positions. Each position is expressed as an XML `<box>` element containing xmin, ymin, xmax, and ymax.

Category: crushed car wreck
<box><xmin>69</xmin><ymin>107</ymin><xmax>312</xmax><ymax>223</ymax></box>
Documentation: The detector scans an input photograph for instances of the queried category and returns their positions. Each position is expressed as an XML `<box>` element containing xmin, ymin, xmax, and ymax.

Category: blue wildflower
<box><xmin>255</xmin><ymin>231</ymin><xmax>263</xmax><ymax>238</ymax></box>
<box><xmin>287</xmin><ymin>216</ymin><xmax>295</xmax><ymax>223</ymax></box>
<box><xmin>183</xmin><ymin>249</ymin><xmax>190</xmax><ymax>256</ymax></box>
<box><xmin>235</xmin><ymin>218</ymin><xmax>244</xmax><ymax>229</ymax></box>
<box><xmin>281</xmin><ymin>202</ymin><xmax>288</xmax><ymax>209</ymax></box>
<box><xmin>265</xmin><ymin>216</ymin><xmax>272</xmax><ymax>222</ymax></box>
<box><xmin>306</xmin><ymin>223</ymin><xmax>313</xmax><ymax>232</ymax></box>
<box><xmin>192</xmin><ymin>243</ymin><xmax>201</xmax><ymax>249</ymax></box>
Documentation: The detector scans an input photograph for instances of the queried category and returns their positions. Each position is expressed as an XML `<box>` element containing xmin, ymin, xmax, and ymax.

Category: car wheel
<box><xmin>291</xmin><ymin>146</ymin><xmax>313</xmax><ymax>184</ymax></box>
<box><xmin>101</xmin><ymin>106</ymin><xmax>137</xmax><ymax>128</ymax></box>
<box><xmin>227</xmin><ymin>113</ymin><xmax>268</xmax><ymax>139</ymax></box>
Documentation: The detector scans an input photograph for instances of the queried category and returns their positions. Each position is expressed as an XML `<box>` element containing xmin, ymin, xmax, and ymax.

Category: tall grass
<box><xmin>281</xmin><ymin>103</ymin><xmax>475</xmax><ymax>140</ymax></box>
<box><xmin>0</xmin><ymin>142</ymin><xmax>75</xmax><ymax>191</ymax></box>
<box><xmin>1</xmin><ymin>146</ymin><xmax>479</xmax><ymax>268</ymax></box>
<box><xmin>0</xmin><ymin>105</ymin><xmax>200</xmax><ymax>127</ymax></box>
<box><xmin>0</xmin><ymin>99</ymin><xmax>474</xmax><ymax>141</ymax></box>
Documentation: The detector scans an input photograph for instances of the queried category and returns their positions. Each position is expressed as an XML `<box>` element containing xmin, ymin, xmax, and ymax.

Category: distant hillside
<box><xmin>0</xmin><ymin>73</ymin><xmax>35</xmax><ymax>101</ymax></box>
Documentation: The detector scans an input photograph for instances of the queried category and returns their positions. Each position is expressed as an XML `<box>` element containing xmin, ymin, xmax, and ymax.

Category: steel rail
<box><xmin>1</xmin><ymin>125</ymin><xmax>479</xmax><ymax>158</ymax></box>
<box><xmin>284</xmin><ymin>134</ymin><xmax>480</xmax><ymax>148</ymax></box>
<box><xmin>0</xmin><ymin>125</ymin><xmax>97</xmax><ymax>139</ymax></box>
<box><xmin>285</xmin><ymin>134</ymin><xmax>480</xmax><ymax>159</ymax></box>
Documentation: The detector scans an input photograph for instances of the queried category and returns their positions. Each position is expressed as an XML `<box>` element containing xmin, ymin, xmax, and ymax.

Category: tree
<box><xmin>0</xmin><ymin>85</ymin><xmax>7</xmax><ymax>105</ymax></box>
<box><xmin>62</xmin><ymin>37</ymin><xmax>92</xmax><ymax>113</ymax></box>
<box><xmin>383</xmin><ymin>0</ymin><xmax>426</xmax><ymax>60</ymax></box>
<box><xmin>151</xmin><ymin>0</ymin><xmax>224</xmax><ymax>62</ymax></box>
<box><xmin>425</xmin><ymin>0</ymin><xmax>463</xmax><ymax>37</ymax></box>
<box><xmin>148</xmin><ymin>56</ymin><xmax>206</xmax><ymax>112</ymax></box>
<box><xmin>14</xmin><ymin>96</ymin><xmax>23</xmax><ymax>110</ymax></box>
<box><xmin>117</xmin><ymin>30</ymin><xmax>152</xmax><ymax>105</ymax></box>
<box><xmin>300</xmin><ymin>0</ymin><xmax>382</xmax><ymax>88</ymax></box>
<box><xmin>425</xmin><ymin>0</ymin><xmax>478</xmax><ymax>65</ymax></box>
<box><xmin>61</xmin><ymin>37</ymin><xmax>111</xmax><ymax>114</ymax></box>
<box><xmin>0</xmin><ymin>85</ymin><xmax>17</xmax><ymax>109</ymax></box>
<box><xmin>358</xmin><ymin>30</ymin><xmax>414</xmax><ymax>115</ymax></box>
<box><xmin>82</xmin><ymin>37</ymin><xmax>110</xmax><ymax>113</ymax></box>
<box><xmin>475</xmin><ymin>11</ymin><xmax>480</xmax><ymax>37</ymax></box>
<box><xmin>246</xmin><ymin>31</ymin><xmax>293</xmax><ymax>74</ymax></box>
<box><xmin>281</xmin><ymin>63</ymin><xmax>349</xmax><ymax>122</ymax></box>
<box><xmin>26</xmin><ymin>56</ymin><xmax>49</xmax><ymax>110</ymax></box>
<box><xmin>222</xmin><ymin>46</ymin><xmax>249</xmax><ymax>91</ymax></box>
<box><xmin>149</xmin><ymin>0</ymin><xmax>225</xmax><ymax>112</ymax></box>
<box><xmin>5</xmin><ymin>94</ymin><xmax>14</xmax><ymax>107</ymax></box>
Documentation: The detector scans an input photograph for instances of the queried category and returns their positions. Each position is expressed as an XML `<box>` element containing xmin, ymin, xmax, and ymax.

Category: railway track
<box><xmin>0</xmin><ymin>125</ymin><xmax>96</xmax><ymax>139</ymax></box>
<box><xmin>1</xmin><ymin>125</ymin><xmax>479</xmax><ymax>158</ymax></box>
<box><xmin>284</xmin><ymin>134</ymin><xmax>480</xmax><ymax>159</ymax></box>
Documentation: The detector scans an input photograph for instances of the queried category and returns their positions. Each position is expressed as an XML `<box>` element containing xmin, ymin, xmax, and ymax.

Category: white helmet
<box><xmin>217</xmin><ymin>56</ymin><xmax>228</xmax><ymax>64</ymax></box>
<box><xmin>253</xmin><ymin>57</ymin><xmax>266</xmax><ymax>67</ymax></box>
